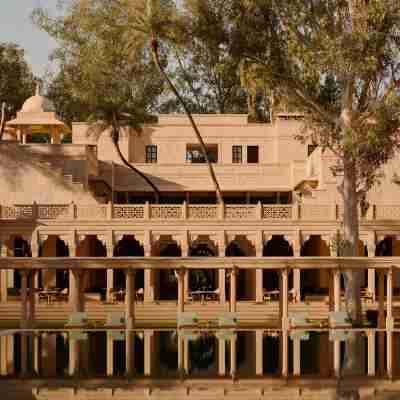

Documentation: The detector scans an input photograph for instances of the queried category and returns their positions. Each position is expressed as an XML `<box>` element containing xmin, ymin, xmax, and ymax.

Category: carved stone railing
<box><xmin>150</xmin><ymin>205</ymin><xmax>183</xmax><ymax>220</ymax></box>
<box><xmin>2</xmin><ymin>202</ymin><xmax>400</xmax><ymax>223</ymax></box>
<box><xmin>263</xmin><ymin>205</ymin><xmax>292</xmax><ymax>220</ymax></box>
<box><xmin>188</xmin><ymin>205</ymin><xmax>218</xmax><ymax>220</ymax></box>
<box><xmin>225</xmin><ymin>205</ymin><xmax>257</xmax><ymax>220</ymax></box>
<box><xmin>113</xmin><ymin>205</ymin><xmax>145</xmax><ymax>220</ymax></box>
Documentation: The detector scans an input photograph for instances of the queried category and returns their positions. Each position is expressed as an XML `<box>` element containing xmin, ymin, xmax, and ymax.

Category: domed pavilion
<box><xmin>6</xmin><ymin>84</ymin><xmax>70</xmax><ymax>143</ymax></box>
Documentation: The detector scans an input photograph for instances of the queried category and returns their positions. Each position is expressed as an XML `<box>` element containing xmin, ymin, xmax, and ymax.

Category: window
<box><xmin>247</xmin><ymin>146</ymin><xmax>259</xmax><ymax>163</ymax></box>
<box><xmin>232</xmin><ymin>145</ymin><xmax>243</xmax><ymax>163</ymax></box>
<box><xmin>186</xmin><ymin>144</ymin><xmax>218</xmax><ymax>163</ymax></box>
<box><xmin>146</xmin><ymin>145</ymin><xmax>157</xmax><ymax>163</ymax></box>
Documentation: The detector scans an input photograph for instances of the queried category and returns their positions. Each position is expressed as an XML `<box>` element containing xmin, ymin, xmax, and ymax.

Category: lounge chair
<box><xmin>104</xmin><ymin>311</ymin><xmax>125</xmax><ymax>329</ymax></box>
<box><xmin>218</xmin><ymin>312</ymin><xmax>238</xmax><ymax>328</ymax></box>
<box><xmin>65</xmin><ymin>312</ymin><xmax>88</xmax><ymax>328</ymax></box>
<box><xmin>288</xmin><ymin>312</ymin><xmax>314</xmax><ymax>329</ymax></box>
<box><xmin>290</xmin><ymin>330</ymin><xmax>310</xmax><ymax>341</ymax></box>
<box><xmin>328</xmin><ymin>311</ymin><xmax>351</xmax><ymax>328</ymax></box>
<box><xmin>177</xmin><ymin>312</ymin><xmax>199</xmax><ymax>328</ymax></box>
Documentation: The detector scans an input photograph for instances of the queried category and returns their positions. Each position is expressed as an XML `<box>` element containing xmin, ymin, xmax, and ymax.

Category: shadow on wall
<box><xmin>0</xmin><ymin>141</ymin><xmax>87</xmax><ymax>193</ymax></box>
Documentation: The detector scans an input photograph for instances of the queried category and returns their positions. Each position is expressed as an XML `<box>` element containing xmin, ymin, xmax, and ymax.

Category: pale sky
<box><xmin>0</xmin><ymin>0</ymin><xmax>61</xmax><ymax>78</ymax></box>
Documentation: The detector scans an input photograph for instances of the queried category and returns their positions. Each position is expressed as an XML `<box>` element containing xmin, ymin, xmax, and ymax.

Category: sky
<box><xmin>0</xmin><ymin>0</ymin><xmax>60</xmax><ymax>78</ymax></box>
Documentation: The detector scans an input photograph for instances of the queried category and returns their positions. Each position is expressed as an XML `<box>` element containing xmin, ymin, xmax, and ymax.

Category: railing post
<box><xmin>32</xmin><ymin>201</ymin><xmax>38</xmax><ymax>220</ymax></box>
<box><xmin>219</xmin><ymin>201</ymin><xmax>225</xmax><ymax>220</ymax></box>
<box><xmin>69</xmin><ymin>202</ymin><xmax>75</xmax><ymax>219</ymax></box>
<box><xmin>257</xmin><ymin>201</ymin><xmax>262</xmax><ymax>220</ymax></box>
<box><xmin>292</xmin><ymin>204</ymin><xmax>299</xmax><ymax>220</ymax></box>
<box><xmin>182</xmin><ymin>201</ymin><xmax>187</xmax><ymax>220</ymax></box>
<box><xmin>144</xmin><ymin>201</ymin><xmax>150</xmax><ymax>220</ymax></box>
<box><xmin>107</xmin><ymin>202</ymin><xmax>113</xmax><ymax>220</ymax></box>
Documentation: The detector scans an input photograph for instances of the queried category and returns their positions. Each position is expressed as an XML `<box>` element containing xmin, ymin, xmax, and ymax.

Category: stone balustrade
<box><xmin>0</xmin><ymin>202</ymin><xmax>398</xmax><ymax>222</ymax></box>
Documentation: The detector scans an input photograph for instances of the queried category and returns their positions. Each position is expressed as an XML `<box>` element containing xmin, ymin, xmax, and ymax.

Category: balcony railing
<box><xmin>0</xmin><ymin>202</ymin><xmax>395</xmax><ymax>222</ymax></box>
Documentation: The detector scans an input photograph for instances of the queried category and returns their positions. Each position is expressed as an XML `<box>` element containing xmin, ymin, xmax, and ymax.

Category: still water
<box><xmin>0</xmin><ymin>329</ymin><xmax>398</xmax><ymax>399</ymax></box>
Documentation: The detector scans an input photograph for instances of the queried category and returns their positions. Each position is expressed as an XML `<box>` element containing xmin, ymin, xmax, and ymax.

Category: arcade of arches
<box><xmin>2</xmin><ymin>233</ymin><xmax>400</xmax><ymax>302</ymax></box>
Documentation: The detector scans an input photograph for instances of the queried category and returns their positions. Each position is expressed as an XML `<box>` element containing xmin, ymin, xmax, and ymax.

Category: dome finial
<box><xmin>35</xmin><ymin>82</ymin><xmax>40</xmax><ymax>96</ymax></box>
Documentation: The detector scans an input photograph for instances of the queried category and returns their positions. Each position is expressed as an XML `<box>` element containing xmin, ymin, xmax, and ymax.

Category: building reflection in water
<box><xmin>0</xmin><ymin>329</ymin><xmax>399</xmax><ymax>399</ymax></box>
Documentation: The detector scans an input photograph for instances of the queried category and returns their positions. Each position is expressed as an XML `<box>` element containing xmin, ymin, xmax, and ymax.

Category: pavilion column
<box><xmin>218</xmin><ymin>338</ymin><xmax>226</xmax><ymax>376</ymax></box>
<box><xmin>144</xmin><ymin>330</ymin><xmax>154</xmax><ymax>376</ymax></box>
<box><xmin>367</xmin><ymin>331</ymin><xmax>375</xmax><ymax>376</ymax></box>
<box><xmin>230</xmin><ymin>335</ymin><xmax>237</xmax><ymax>378</ymax></box>
<box><xmin>218</xmin><ymin>269</ymin><xmax>226</xmax><ymax>304</ymax></box>
<box><xmin>0</xmin><ymin>335</ymin><xmax>14</xmax><ymax>376</ymax></box>
<box><xmin>0</xmin><ymin>238</ymin><xmax>8</xmax><ymax>303</ymax></box>
<box><xmin>279</xmin><ymin>268</ymin><xmax>289</xmax><ymax>329</ymax></box>
<box><xmin>255</xmin><ymin>269</ymin><xmax>263</xmax><ymax>303</ymax></box>
<box><xmin>183</xmin><ymin>338</ymin><xmax>190</xmax><ymax>374</ymax></box>
<box><xmin>333</xmin><ymin>269</ymin><xmax>341</xmax><ymax>312</ymax></box>
<box><xmin>125</xmin><ymin>269</ymin><xmax>136</xmax><ymax>330</ymax></box>
<box><xmin>125</xmin><ymin>331</ymin><xmax>135</xmax><ymax>376</ymax></box>
<box><xmin>292</xmin><ymin>237</ymin><xmax>301</xmax><ymax>303</ymax></box>
<box><xmin>386</xmin><ymin>268</ymin><xmax>394</xmax><ymax>330</ymax></box>
<box><xmin>20</xmin><ymin>270</ymin><xmax>29</xmax><ymax>329</ymax></box>
<box><xmin>293</xmin><ymin>336</ymin><xmax>301</xmax><ymax>376</ymax></box>
<box><xmin>33</xmin><ymin>334</ymin><xmax>40</xmax><ymax>375</ymax></box>
<box><xmin>71</xmin><ymin>270</ymin><xmax>86</xmax><ymax>313</ymax></box>
<box><xmin>255</xmin><ymin>330</ymin><xmax>263</xmax><ymax>376</ymax></box>
<box><xmin>230</xmin><ymin>267</ymin><xmax>238</xmax><ymax>313</ymax></box>
<box><xmin>281</xmin><ymin>330</ymin><xmax>288</xmax><ymax>378</ymax></box>
<box><xmin>178</xmin><ymin>334</ymin><xmax>184</xmax><ymax>375</ymax></box>
<box><xmin>378</xmin><ymin>270</ymin><xmax>385</xmax><ymax>329</ymax></box>
<box><xmin>176</xmin><ymin>268</ymin><xmax>186</xmax><ymax>313</ymax></box>
<box><xmin>106</xmin><ymin>332</ymin><xmax>114</xmax><ymax>376</ymax></box>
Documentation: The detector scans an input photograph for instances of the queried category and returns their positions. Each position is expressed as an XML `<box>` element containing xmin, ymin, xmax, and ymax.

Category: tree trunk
<box><xmin>151</xmin><ymin>41</ymin><xmax>224</xmax><ymax>204</ymax></box>
<box><xmin>342</xmin><ymin>159</ymin><xmax>362</xmax><ymax>324</ymax></box>
<box><xmin>0</xmin><ymin>102</ymin><xmax>6</xmax><ymax>141</ymax></box>
<box><xmin>112</xmin><ymin>133</ymin><xmax>160</xmax><ymax>204</ymax></box>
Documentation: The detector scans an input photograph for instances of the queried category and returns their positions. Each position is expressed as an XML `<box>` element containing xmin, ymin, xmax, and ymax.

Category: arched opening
<box><xmin>187</xmin><ymin>237</ymin><xmax>217</xmax><ymax>291</ymax></box>
<box><xmin>188</xmin><ymin>333</ymin><xmax>217</xmax><ymax>376</ymax></box>
<box><xmin>76</xmin><ymin>235</ymin><xmax>107</xmax><ymax>300</ymax></box>
<box><xmin>263</xmin><ymin>235</ymin><xmax>293</xmax><ymax>293</ymax></box>
<box><xmin>113</xmin><ymin>235</ymin><xmax>145</xmax><ymax>291</ymax></box>
<box><xmin>156</xmin><ymin>239</ymin><xmax>181</xmax><ymax>300</ymax></box>
<box><xmin>13</xmin><ymin>236</ymin><xmax>31</xmax><ymax>290</ymax></box>
<box><xmin>226</xmin><ymin>236</ymin><xmax>256</xmax><ymax>300</ymax></box>
<box><xmin>300</xmin><ymin>235</ymin><xmax>330</xmax><ymax>297</ymax></box>
<box><xmin>39</xmin><ymin>236</ymin><xmax>69</xmax><ymax>290</ymax></box>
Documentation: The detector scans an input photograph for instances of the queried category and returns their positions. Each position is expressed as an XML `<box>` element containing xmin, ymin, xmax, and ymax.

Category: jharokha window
<box><xmin>232</xmin><ymin>145</ymin><xmax>243</xmax><ymax>163</ymax></box>
<box><xmin>247</xmin><ymin>145</ymin><xmax>259</xmax><ymax>163</ymax></box>
<box><xmin>146</xmin><ymin>145</ymin><xmax>157</xmax><ymax>163</ymax></box>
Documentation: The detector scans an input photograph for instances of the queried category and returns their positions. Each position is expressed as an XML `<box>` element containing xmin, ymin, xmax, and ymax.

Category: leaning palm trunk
<box><xmin>0</xmin><ymin>102</ymin><xmax>6</xmax><ymax>141</ymax></box>
<box><xmin>151</xmin><ymin>38</ymin><xmax>224</xmax><ymax>204</ymax></box>
<box><xmin>111</xmin><ymin>115</ymin><xmax>160</xmax><ymax>203</ymax></box>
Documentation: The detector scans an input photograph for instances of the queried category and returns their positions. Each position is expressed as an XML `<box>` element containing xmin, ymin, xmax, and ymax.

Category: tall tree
<box><xmin>230</xmin><ymin>0</ymin><xmax>400</xmax><ymax>322</ymax></box>
<box><xmin>33</xmin><ymin>0</ymin><xmax>163</xmax><ymax>201</ymax></box>
<box><xmin>0</xmin><ymin>42</ymin><xmax>36</xmax><ymax>139</ymax></box>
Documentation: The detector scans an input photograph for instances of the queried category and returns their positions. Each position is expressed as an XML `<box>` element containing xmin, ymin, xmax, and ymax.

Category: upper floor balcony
<box><xmin>1</xmin><ymin>202</ymin><xmax>399</xmax><ymax>223</ymax></box>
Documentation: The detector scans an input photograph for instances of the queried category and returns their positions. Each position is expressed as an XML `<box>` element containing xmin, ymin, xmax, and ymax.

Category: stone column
<box><xmin>293</xmin><ymin>336</ymin><xmax>301</xmax><ymax>376</ymax></box>
<box><xmin>183</xmin><ymin>338</ymin><xmax>190</xmax><ymax>374</ymax></box>
<box><xmin>0</xmin><ymin>335</ymin><xmax>14</xmax><ymax>376</ymax></box>
<box><xmin>68</xmin><ymin>336</ymin><xmax>79</xmax><ymax>376</ymax></box>
<box><xmin>255</xmin><ymin>269</ymin><xmax>263</xmax><ymax>303</ymax></box>
<box><xmin>230</xmin><ymin>335</ymin><xmax>237</xmax><ymax>378</ymax></box>
<box><xmin>106</xmin><ymin>269</ymin><xmax>114</xmax><ymax>303</ymax></box>
<box><xmin>0</xmin><ymin>238</ymin><xmax>8</xmax><ymax>303</ymax></box>
<box><xmin>378</xmin><ymin>270</ymin><xmax>385</xmax><ymax>329</ymax></box>
<box><xmin>184</xmin><ymin>271</ymin><xmax>189</xmax><ymax>303</ymax></box>
<box><xmin>71</xmin><ymin>270</ymin><xmax>85</xmax><ymax>313</ymax></box>
<box><xmin>367</xmin><ymin>331</ymin><xmax>375</xmax><ymax>376</ymax></box>
<box><xmin>255</xmin><ymin>330</ymin><xmax>263</xmax><ymax>376</ymax></box>
<box><xmin>20</xmin><ymin>270</ymin><xmax>29</xmax><ymax>329</ymax></box>
<box><xmin>144</xmin><ymin>330</ymin><xmax>154</xmax><ymax>376</ymax></box>
<box><xmin>230</xmin><ymin>267</ymin><xmax>238</xmax><ymax>313</ymax></box>
<box><xmin>218</xmin><ymin>338</ymin><xmax>226</xmax><ymax>376</ymax></box>
<box><xmin>219</xmin><ymin>269</ymin><xmax>226</xmax><ymax>304</ymax></box>
<box><xmin>106</xmin><ymin>332</ymin><xmax>114</xmax><ymax>376</ymax></box>
<box><xmin>333</xmin><ymin>340</ymin><xmax>341</xmax><ymax>378</ymax></box>
<box><xmin>367</xmin><ymin>239</ymin><xmax>376</xmax><ymax>302</ymax></box>
<box><xmin>279</xmin><ymin>269</ymin><xmax>289</xmax><ymax>329</ymax></box>
<box><xmin>144</xmin><ymin>269</ymin><xmax>155</xmax><ymax>303</ymax></box>
<box><xmin>387</xmin><ymin>331</ymin><xmax>393</xmax><ymax>379</ymax></box>
<box><xmin>333</xmin><ymin>269</ymin><xmax>341</xmax><ymax>312</ymax></box>
<box><xmin>176</xmin><ymin>268</ymin><xmax>186</xmax><ymax>313</ymax></box>
<box><xmin>33</xmin><ymin>334</ymin><xmax>40</xmax><ymax>375</ymax></box>
<box><xmin>386</xmin><ymin>268</ymin><xmax>394</xmax><ymax>330</ymax></box>
<box><xmin>29</xmin><ymin>270</ymin><xmax>37</xmax><ymax>327</ymax></box>
<box><xmin>125</xmin><ymin>331</ymin><xmax>135</xmax><ymax>376</ymax></box>
<box><xmin>178</xmin><ymin>334</ymin><xmax>184</xmax><ymax>375</ymax></box>
<box><xmin>125</xmin><ymin>269</ymin><xmax>136</xmax><ymax>330</ymax></box>
<box><xmin>281</xmin><ymin>330</ymin><xmax>288</xmax><ymax>378</ymax></box>
<box><xmin>292</xmin><ymin>234</ymin><xmax>301</xmax><ymax>302</ymax></box>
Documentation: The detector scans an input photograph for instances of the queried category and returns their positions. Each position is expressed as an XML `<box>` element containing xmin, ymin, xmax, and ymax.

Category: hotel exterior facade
<box><xmin>2</xmin><ymin>90</ymin><xmax>400</xmax><ymax>392</ymax></box>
